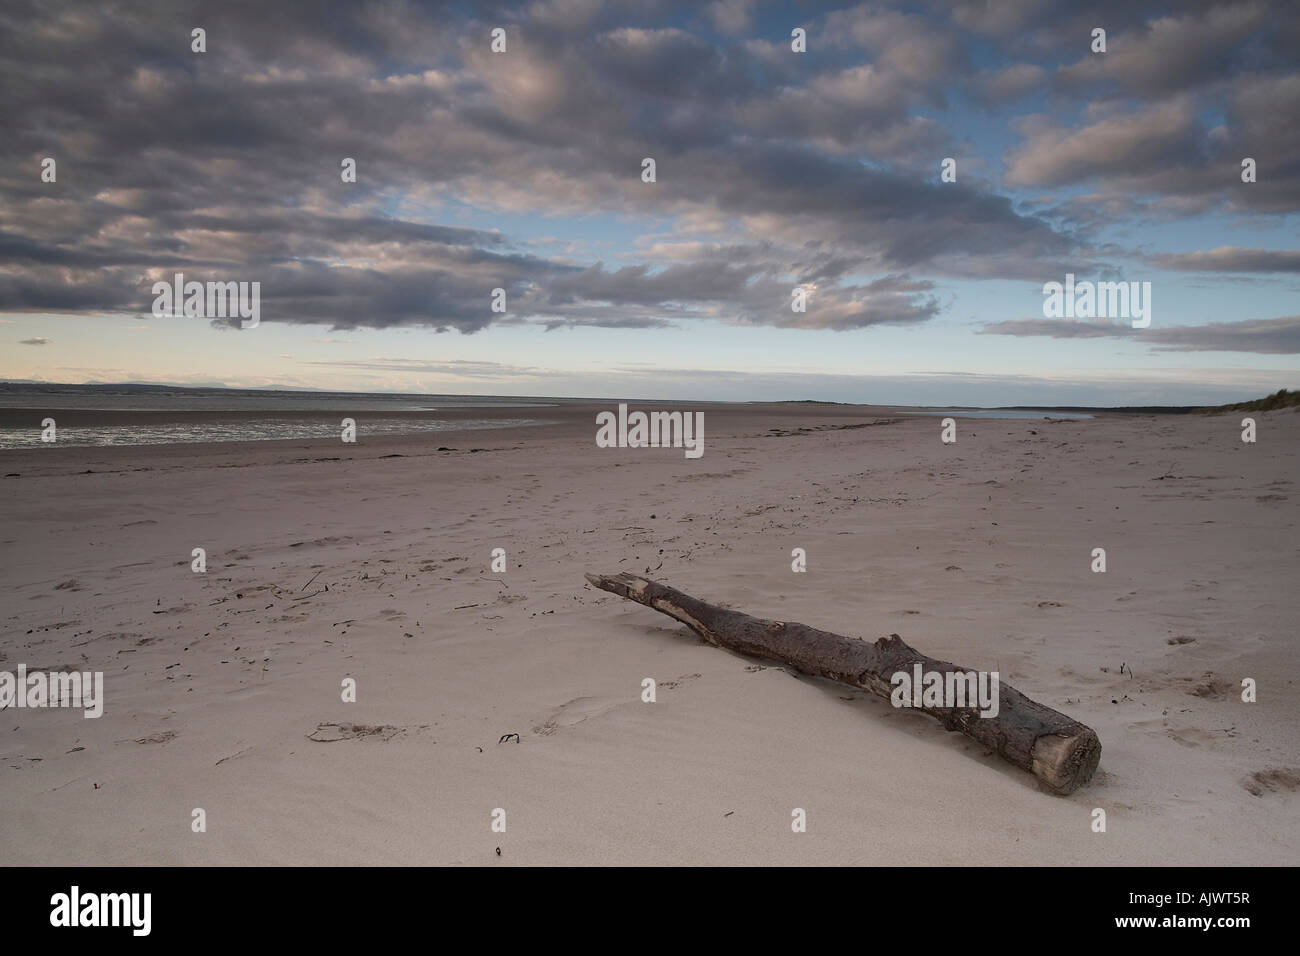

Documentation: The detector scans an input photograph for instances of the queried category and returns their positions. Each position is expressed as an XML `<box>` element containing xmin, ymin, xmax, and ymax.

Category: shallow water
<box><xmin>0</xmin><ymin>417</ymin><xmax>552</xmax><ymax>449</ymax></box>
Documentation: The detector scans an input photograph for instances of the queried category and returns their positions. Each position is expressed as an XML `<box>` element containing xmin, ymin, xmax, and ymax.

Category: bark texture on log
<box><xmin>585</xmin><ymin>572</ymin><xmax>1100</xmax><ymax>796</ymax></box>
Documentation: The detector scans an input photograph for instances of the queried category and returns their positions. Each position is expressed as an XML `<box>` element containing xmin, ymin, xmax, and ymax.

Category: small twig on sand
<box><xmin>215</xmin><ymin>746</ymin><xmax>252</xmax><ymax>766</ymax></box>
<box><xmin>300</xmin><ymin>570</ymin><xmax>322</xmax><ymax>592</ymax></box>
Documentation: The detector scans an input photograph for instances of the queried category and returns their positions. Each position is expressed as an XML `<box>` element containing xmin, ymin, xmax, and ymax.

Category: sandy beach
<box><xmin>1</xmin><ymin>402</ymin><xmax>1297</xmax><ymax>865</ymax></box>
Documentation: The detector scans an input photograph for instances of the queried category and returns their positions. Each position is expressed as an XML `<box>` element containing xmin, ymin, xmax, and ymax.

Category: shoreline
<box><xmin>0</xmin><ymin>401</ymin><xmax>921</xmax><ymax>468</ymax></box>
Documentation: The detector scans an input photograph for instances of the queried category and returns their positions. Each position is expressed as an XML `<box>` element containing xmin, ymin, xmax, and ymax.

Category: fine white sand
<box><xmin>2</xmin><ymin>403</ymin><xmax>1297</xmax><ymax>865</ymax></box>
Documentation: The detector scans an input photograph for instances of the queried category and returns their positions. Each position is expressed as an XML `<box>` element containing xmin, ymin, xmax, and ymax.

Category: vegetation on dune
<box><xmin>1201</xmin><ymin>389</ymin><xmax>1300</xmax><ymax>413</ymax></box>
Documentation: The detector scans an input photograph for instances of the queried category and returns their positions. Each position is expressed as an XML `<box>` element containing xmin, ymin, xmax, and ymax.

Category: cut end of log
<box><xmin>1031</xmin><ymin>729</ymin><xmax>1103</xmax><ymax>796</ymax></box>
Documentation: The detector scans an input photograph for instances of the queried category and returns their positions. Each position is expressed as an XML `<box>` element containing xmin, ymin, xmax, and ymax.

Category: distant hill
<box><xmin>994</xmin><ymin>390</ymin><xmax>1300</xmax><ymax>415</ymax></box>
<box><xmin>1200</xmin><ymin>388</ymin><xmax>1300</xmax><ymax>413</ymax></box>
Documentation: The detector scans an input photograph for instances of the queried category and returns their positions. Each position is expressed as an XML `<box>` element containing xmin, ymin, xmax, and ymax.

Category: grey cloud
<box><xmin>969</xmin><ymin>63</ymin><xmax>1048</xmax><ymax>105</ymax></box>
<box><xmin>1146</xmin><ymin>247</ymin><xmax>1300</xmax><ymax>273</ymax></box>
<box><xmin>707</xmin><ymin>0</ymin><xmax>757</xmax><ymax>35</ymax></box>
<box><xmin>304</xmin><ymin>358</ymin><xmax>551</xmax><ymax>378</ymax></box>
<box><xmin>1145</xmin><ymin>315</ymin><xmax>1300</xmax><ymax>353</ymax></box>
<box><xmin>0</xmin><ymin>0</ymin><xmax>1292</xmax><ymax>340</ymax></box>
<box><xmin>981</xmin><ymin>314</ymin><xmax>1300</xmax><ymax>353</ymax></box>
<box><xmin>538</xmin><ymin>314</ymin><xmax>676</xmax><ymax>331</ymax></box>
<box><xmin>1004</xmin><ymin>99</ymin><xmax>1207</xmax><ymax>190</ymax></box>
<box><xmin>993</xmin><ymin>2</ymin><xmax>1300</xmax><ymax>215</ymax></box>
<box><xmin>979</xmin><ymin>318</ymin><xmax>1135</xmax><ymax>339</ymax></box>
<box><xmin>1055</xmin><ymin>3</ymin><xmax>1275</xmax><ymax>98</ymax></box>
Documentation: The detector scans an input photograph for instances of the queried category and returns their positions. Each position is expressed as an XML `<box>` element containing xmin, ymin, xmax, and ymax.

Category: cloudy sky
<box><xmin>2</xmin><ymin>0</ymin><xmax>1298</xmax><ymax>404</ymax></box>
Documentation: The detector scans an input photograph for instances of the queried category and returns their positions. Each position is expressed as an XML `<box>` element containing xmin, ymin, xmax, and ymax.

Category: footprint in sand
<box><xmin>307</xmin><ymin>722</ymin><xmax>404</xmax><ymax>742</ymax></box>
<box><xmin>151</xmin><ymin>602</ymin><xmax>193</xmax><ymax>616</ymax></box>
<box><xmin>1165</xmin><ymin>726</ymin><xmax>1237</xmax><ymax>749</ymax></box>
<box><xmin>531</xmin><ymin>696</ymin><xmax>621</xmax><ymax>736</ymax></box>
<box><xmin>1241</xmin><ymin>768</ymin><xmax>1300</xmax><ymax>797</ymax></box>
<box><xmin>1184</xmin><ymin>672</ymin><xmax>1235</xmax><ymax>699</ymax></box>
<box><xmin>534</xmin><ymin>677</ymin><xmax>700</xmax><ymax>734</ymax></box>
<box><xmin>658</xmin><ymin>673</ymin><xmax>701</xmax><ymax>690</ymax></box>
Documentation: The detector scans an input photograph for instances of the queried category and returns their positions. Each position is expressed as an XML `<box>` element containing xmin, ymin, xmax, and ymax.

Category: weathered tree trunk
<box><xmin>585</xmin><ymin>572</ymin><xmax>1101</xmax><ymax>795</ymax></box>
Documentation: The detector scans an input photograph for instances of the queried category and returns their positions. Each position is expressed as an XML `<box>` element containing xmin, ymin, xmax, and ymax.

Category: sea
<box><xmin>0</xmin><ymin>383</ymin><xmax>563</xmax><ymax>449</ymax></box>
<box><xmin>0</xmin><ymin>383</ymin><xmax>1092</xmax><ymax>449</ymax></box>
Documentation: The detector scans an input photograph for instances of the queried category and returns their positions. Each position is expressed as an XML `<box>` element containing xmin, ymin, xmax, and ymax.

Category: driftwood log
<box><xmin>585</xmin><ymin>572</ymin><xmax>1101</xmax><ymax>795</ymax></box>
